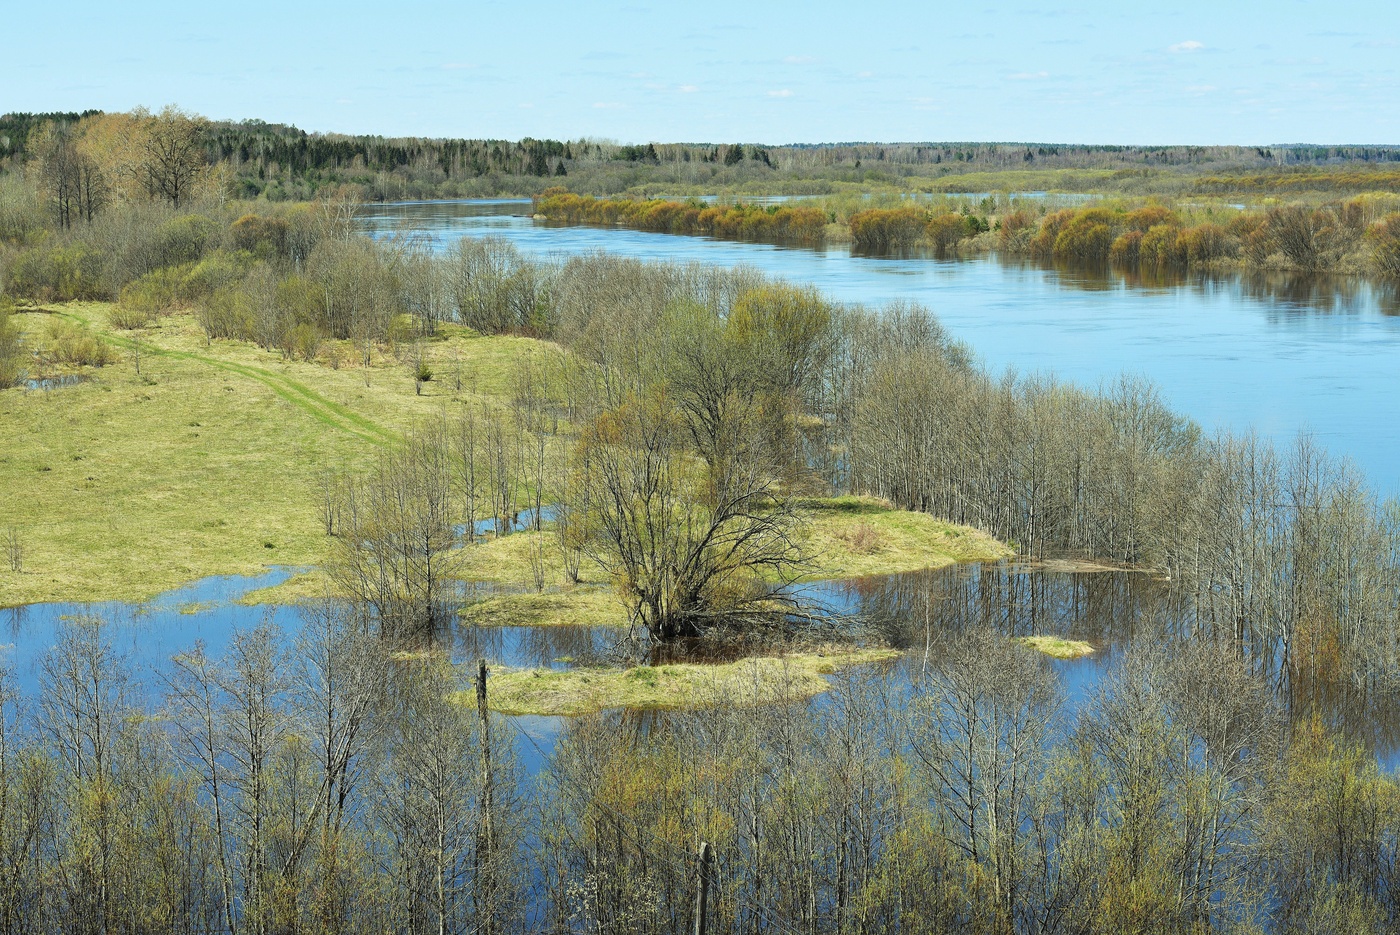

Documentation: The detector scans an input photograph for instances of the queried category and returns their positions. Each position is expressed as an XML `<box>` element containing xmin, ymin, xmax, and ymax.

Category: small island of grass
<box><xmin>1016</xmin><ymin>636</ymin><xmax>1095</xmax><ymax>660</ymax></box>
<box><xmin>478</xmin><ymin>647</ymin><xmax>901</xmax><ymax>716</ymax></box>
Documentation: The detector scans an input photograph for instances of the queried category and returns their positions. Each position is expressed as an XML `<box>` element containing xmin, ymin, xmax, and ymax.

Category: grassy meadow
<box><xmin>0</xmin><ymin>302</ymin><xmax>544</xmax><ymax>605</ymax></box>
<box><xmin>0</xmin><ymin>303</ymin><xmax>1009</xmax><ymax>608</ymax></box>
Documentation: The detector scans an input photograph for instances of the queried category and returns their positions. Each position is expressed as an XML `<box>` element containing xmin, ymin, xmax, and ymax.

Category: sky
<box><xmin>5</xmin><ymin>0</ymin><xmax>1398</xmax><ymax>145</ymax></box>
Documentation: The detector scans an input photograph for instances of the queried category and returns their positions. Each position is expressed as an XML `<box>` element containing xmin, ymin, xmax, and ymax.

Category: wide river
<box><xmin>360</xmin><ymin>198</ymin><xmax>1400</xmax><ymax>498</ymax></box>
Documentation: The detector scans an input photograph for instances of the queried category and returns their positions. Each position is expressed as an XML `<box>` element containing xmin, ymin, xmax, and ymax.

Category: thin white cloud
<box><xmin>679</xmin><ymin>85</ymin><xmax>699</xmax><ymax>93</ymax></box>
<box><xmin>783</xmin><ymin>55</ymin><xmax>818</xmax><ymax>64</ymax></box>
<box><xmin>592</xmin><ymin>102</ymin><xmax>624</xmax><ymax>109</ymax></box>
<box><xmin>1186</xmin><ymin>84</ymin><xmax>1216</xmax><ymax>93</ymax></box>
<box><xmin>441</xmin><ymin>62</ymin><xmax>477</xmax><ymax>70</ymax></box>
<box><xmin>767</xmin><ymin>89</ymin><xmax>794</xmax><ymax>97</ymax></box>
<box><xmin>1007</xmin><ymin>70</ymin><xmax>1049</xmax><ymax>80</ymax></box>
<box><xmin>1169</xmin><ymin>40</ymin><xmax>1204</xmax><ymax>53</ymax></box>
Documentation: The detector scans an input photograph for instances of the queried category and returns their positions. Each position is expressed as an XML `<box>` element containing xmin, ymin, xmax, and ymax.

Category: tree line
<box><xmin>849</xmin><ymin>198</ymin><xmax>1400</xmax><ymax>276</ymax></box>
<box><xmin>11</xmin><ymin>108</ymin><xmax>1400</xmax><ymax>203</ymax></box>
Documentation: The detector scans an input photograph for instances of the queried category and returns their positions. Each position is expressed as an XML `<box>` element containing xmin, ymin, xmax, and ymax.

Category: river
<box><xmin>359</xmin><ymin>198</ymin><xmax>1400</xmax><ymax>497</ymax></box>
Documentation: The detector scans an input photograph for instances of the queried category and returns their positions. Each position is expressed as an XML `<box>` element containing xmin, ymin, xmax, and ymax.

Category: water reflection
<box><xmin>8</xmin><ymin>562</ymin><xmax>1400</xmax><ymax>768</ymax></box>
<box><xmin>825</xmin><ymin>563</ymin><xmax>1400</xmax><ymax>768</ymax></box>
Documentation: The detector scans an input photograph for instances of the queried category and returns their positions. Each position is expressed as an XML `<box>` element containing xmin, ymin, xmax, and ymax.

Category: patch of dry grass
<box><xmin>795</xmin><ymin>496</ymin><xmax>1011</xmax><ymax>579</ymax></box>
<box><xmin>479</xmin><ymin>646</ymin><xmax>900</xmax><ymax>716</ymax></box>
<box><xmin>1016</xmin><ymin>635</ymin><xmax>1095</xmax><ymax>660</ymax></box>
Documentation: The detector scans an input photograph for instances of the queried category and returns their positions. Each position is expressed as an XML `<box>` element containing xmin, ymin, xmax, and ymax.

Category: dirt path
<box><xmin>53</xmin><ymin>308</ymin><xmax>397</xmax><ymax>446</ymax></box>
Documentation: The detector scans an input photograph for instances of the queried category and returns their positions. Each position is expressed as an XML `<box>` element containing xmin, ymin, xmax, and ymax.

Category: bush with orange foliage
<box><xmin>534</xmin><ymin>190</ymin><xmax>827</xmax><ymax>243</ymax></box>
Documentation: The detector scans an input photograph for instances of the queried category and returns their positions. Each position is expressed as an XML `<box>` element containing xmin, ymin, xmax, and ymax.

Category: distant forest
<box><xmin>5</xmin><ymin>109</ymin><xmax>1400</xmax><ymax>201</ymax></box>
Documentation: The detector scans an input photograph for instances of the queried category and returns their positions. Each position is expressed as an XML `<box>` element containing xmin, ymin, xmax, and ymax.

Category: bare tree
<box><xmin>574</xmin><ymin>387</ymin><xmax>803</xmax><ymax>641</ymax></box>
<box><xmin>330</xmin><ymin>422</ymin><xmax>460</xmax><ymax>637</ymax></box>
<box><xmin>138</xmin><ymin>106</ymin><xmax>210</xmax><ymax>209</ymax></box>
<box><xmin>912</xmin><ymin>627</ymin><xmax>1059</xmax><ymax>927</ymax></box>
<box><xmin>2</xmin><ymin>528</ymin><xmax>20</xmax><ymax>575</ymax></box>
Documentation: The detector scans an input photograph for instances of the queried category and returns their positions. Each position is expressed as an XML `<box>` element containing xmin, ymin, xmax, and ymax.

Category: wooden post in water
<box><xmin>693</xmin><ymin>841</ymin><xmax>713</xmax><ymax>935</ymax></box>
<box><xmin>476</xmin><ymin>658</ymin><xmax>496</xmax><ymax>935</ymax></box>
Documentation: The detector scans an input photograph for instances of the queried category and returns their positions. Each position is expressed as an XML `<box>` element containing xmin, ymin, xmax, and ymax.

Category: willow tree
<box><xmin>573</xmin><ymin>385</ymin><xmax>802</xmax><ymax>642</ymax></box>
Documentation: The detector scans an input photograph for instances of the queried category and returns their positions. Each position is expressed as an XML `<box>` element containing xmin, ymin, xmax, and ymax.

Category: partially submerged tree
<box><xmin>573</xmin><ymin>386</ymin><xmax>802</xmax><ymax>642</ymax></box>
<box><xmin>329</xmin><ymin>423</ymin><xmax>459</xmax><ymax>638</ymax></box>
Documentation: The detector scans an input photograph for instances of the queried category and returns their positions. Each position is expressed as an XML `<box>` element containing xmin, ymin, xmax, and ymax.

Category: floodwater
<box><xmin>360</xmin><ymin>198</ymin><xmax>1400</xmax><ymax>497</ymax></box>
<box><xmin>8</xmin><ymin>561</ymin><xmax>1400</xmax><ymax>772</ymax></box>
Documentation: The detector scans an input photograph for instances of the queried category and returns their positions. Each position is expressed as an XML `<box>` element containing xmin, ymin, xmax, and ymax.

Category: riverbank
<box><xmin>532</xmin><ymin>192</ymin><xmax>1400</xmax><ymax>280</ymax></box>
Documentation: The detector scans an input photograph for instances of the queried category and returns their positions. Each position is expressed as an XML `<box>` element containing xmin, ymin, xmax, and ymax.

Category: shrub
<box><xmin>1028</xmin><ymin>208</ymin><xmax>1078</xmax><ymax>256</ymax></box>
<box><xmin>1125</xmin><ymin>204</ymin><xmax>1179</xmax><ymax>231</ymax></box>
<box><xmin>926</xmin><ymin>213</ymin><xmax>972</xmax><ymax>256</ymax></box>
<box><xmin>1139</xmin><ymin>224</ymin><xmax>1185</xmax><ymax>267</ymax></box>
<box><xmin>4</xmin><ymin>241</ymin><xmax>106</xmax><ymax>301</ymax></box>
<box><xmin>118</xmin><ymin>266</ymin><xmax>187</xmax><ymax>314</ymax></box>
<box><xmin>1177</xmin><ymin>223</ymin><xmax>1235</xmax><ymax>265</ymax></box>
<box><xmin>1052</xmin><ymin>216</ymin><xmax>1115</xmax><ymax>263</ymax></box>
<box><xmin>151</xmin><ymin>213</ymin><xmax>220</xmax><ymax>269</ymax></box>
<box><xmin>997</xmin><ymin>209</ymin><xmax>1036</xmax><ymax>248</ymax></box>
<box><xmin>283</xmin><ymin>322</ymin><xmax>322</xmax><ymax>362</ymax></box>
<box><xmin>838</xmin><ymin>521</ymin><xmax>885</xmax><ymax>555</ymax></box>
<box><xmin>43</xmin><ymin>318</ymin><xmax>114</xmax><ymax>367</ymax></box>
<box><xmin>183</xmin><ymin>252</ymin><xmax>249</xmax><ymax>299</ymax></box>
<box><xmin>0</xmin><ymin>301</ymin><xmax>25</xmax><ymax>389</ymax></box>
<box><xmin>196</xmin><ymin>284</ymin><xmax>256</xmax><ymax>341</ymax></box>
<box><xmin>1110</xmin><ymin>230</ymin><xmax>1143</xmax><ymax>265</ymax></box>
<box><xmin>108</xmin><ymin>304</ymin><xmax>154</xmax><ymax>330</ymax></box>
<box><xmin>1369</xmin><ymin>214</ymin><xmax>1400</xmax><ymax>278</ymax></box>
<box><xmin>848</xmin><ymin>207</ymin><xmax>927</xmax><ymax>250</ymax></box>
<box><xmin>230</xmin><ymin>213</ymin><xmax>290</xmax><ymax>259</ymax></box>
<box><xmin>1264</xmin><ymin>205</ymin><xmax>1331</xmax><ymax>269</ymax></box>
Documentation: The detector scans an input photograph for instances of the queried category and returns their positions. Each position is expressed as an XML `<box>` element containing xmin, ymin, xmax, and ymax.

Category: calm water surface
<box><xmin>360</xmin><ymin>199</ymin><xmax>1400</xmax><ymax>497</ymax></box>
<box><xmin>9</xmin><ymin>563</ymin><xmax>1400</xmax><ymax>771</ymax></box>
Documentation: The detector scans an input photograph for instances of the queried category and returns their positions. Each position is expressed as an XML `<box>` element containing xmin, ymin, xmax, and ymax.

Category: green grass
<box><xmin>0</xmin><ymin>303</ymin><xmax>550</xmax><ymax>605</ymax></box>
<box><xmin>1016</xmin><ymin>636</ymin><xmax>1096</xmax><ymax>660</ymax></box>
<box><xmin>795</xmin><ymin>495</ymin><xmax>1012</xmax><ymax>578</ymax></box>
<box><xmin>478</xmin><ymin>647</ymin><xmax>900</xmax><ymax>716</ymax></box>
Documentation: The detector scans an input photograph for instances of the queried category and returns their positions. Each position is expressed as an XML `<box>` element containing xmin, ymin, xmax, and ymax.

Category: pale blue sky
<box><xmin>6</xmin><ymin>1</ymin><xmax>1398</xmax><ymax>144</ymax></box>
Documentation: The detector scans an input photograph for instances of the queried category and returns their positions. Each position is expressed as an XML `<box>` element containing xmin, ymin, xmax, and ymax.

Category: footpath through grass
<box><xmin>0</xmin><ymin>303</ymin><xmax>543</xmax><ymax>605</ymax></box>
